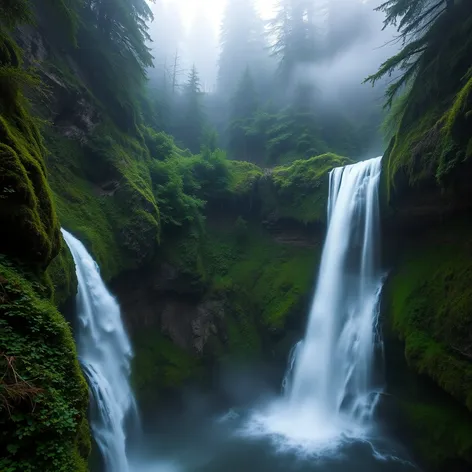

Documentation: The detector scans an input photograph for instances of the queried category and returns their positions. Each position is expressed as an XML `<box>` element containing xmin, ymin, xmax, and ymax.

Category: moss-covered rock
<box><xmin>0</xmin><ymin>258</ymin><xmax>90</xmax><ymax>472</ymax></box>
<box><xmin>386</xmin><ymin>218</ymin><xmax>472</xmax><ymax>410</ymax></box>
<box><xmin>383</xmin><ymin>331</ymin><xmax>472</xmax><ymax>471</ymax></box>
<box><xmin>46</xmin><ymin>235</ymin><xmax>77</xmax><ymax>307</ymax></box>
<box><xmin>46</xmin><ymin>124</ymin><xmax>160</xmax><ymax>281</ymax></box>
<box><xmin>0</xmin><ymin>111</ymin><xmax>60</xmax><ymax>269</ymax></box>
<box><xmin>384</xmin><ymin>216</ymin><xmax>472</xmax><ymax>469</ymax></box>
<box><xmin>383</xmin><ymin>1</ymin><xmax>472</xmax><ymax>206</ymax></box>
<box><xmin>119</xmin><ymin>213</ymin><xmax>322</xmax><ymax>400</ymax></box>
<box><xmin>259</xmin><ymin>153</ymin><xmax>351</xmax><ymax>225</ymax></box>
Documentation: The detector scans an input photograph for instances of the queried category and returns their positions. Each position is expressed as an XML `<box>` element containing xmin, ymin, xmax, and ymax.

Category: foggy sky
<box><xmin>148</xmin><ymin>0</ymin><xmax>397</xmax><ymax>95</ymax></box>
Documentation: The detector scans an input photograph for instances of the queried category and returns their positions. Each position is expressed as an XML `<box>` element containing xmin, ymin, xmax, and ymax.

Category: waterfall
<box><xmin>62</xmin><ymin>230</ymin><xmax>139</xmax><ymax>472</ymax></box>
<box><xmin>246</xmin><ymin>157</ymin><xmax>384</xmax><ymax>449</ymax></box>
<box><xmin>287</xmin><ymin>156</ymin><xmax>383</xmax><ymax>424</ymax></box>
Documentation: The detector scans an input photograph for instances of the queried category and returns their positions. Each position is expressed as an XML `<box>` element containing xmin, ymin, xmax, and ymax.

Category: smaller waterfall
<box><xmin>62</xmin><ymin>230</ymin><xmax>139</xmax><ymax>472</ymax></box>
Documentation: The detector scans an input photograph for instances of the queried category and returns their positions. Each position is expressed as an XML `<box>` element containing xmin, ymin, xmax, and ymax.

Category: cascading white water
<box><xmin>62</xmin><ymin>229</ymin><xmax>139</xmax><ymax>472</ymax></box>
<box><xmin>288</xmin><ymin>156</ymin><xmax>383</xmax><ymax>423</ymax></box>
<box><xmin>246</xmin><ymin>157</ymin><xmax>384</xmax><ymax>449</ymax></box>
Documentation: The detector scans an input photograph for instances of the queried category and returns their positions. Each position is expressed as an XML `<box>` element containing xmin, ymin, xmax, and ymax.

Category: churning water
<box><xmin>246</xmin><ymin>157</ymin><xmax>385</xmax><ymax>451</ymax></box>
<box><xmin>62</xmin><ymin>229</ymin><xmax>139</xmax><ymax>472</ymax></box>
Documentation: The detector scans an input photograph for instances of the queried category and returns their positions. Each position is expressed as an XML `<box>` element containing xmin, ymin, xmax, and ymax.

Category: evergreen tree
<box><xmin>365</xmin><ymin>0</ymin><xmax>454</xmax><ymax>106</ymax></box>
<box><xmin>49</xmin><ymin>0</ymin><xmax>155</xmax><ymax>130</ymax></box>
<box><xmin>179</xmin><ymin>65</ymin><xmax>206</xmax><ymax>153</ymax></box>
<box><xmin>218</xmin><ymin>0</ymin><xmax>269</xmax><ymax>96</ymax></box>
<box><xmin>186</xmin><ymin>11</ymin><xmax>218</xmax><ymax>92</ymax></box>
<box><xmin>269</xmin><ymin>0</ymin><xmax>317</xmax><ymax>82</ymax></box>
<box><xmin>228</xmin><ymin>68</ymin><xmax>260</xmax><ymax>160</ymax></box>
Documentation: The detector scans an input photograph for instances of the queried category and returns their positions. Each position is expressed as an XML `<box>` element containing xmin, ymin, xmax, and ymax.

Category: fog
<box><xmin>146</xmin><ymin>0</ymin><xmax>399</xmax><ymax>161</ymax></box>
<box><xmin>148</xmin><ymin>0</ymin><xmax>395</xmax><ymax>91</ymax></box>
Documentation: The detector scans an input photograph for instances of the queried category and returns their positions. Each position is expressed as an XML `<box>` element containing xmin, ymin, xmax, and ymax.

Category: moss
<box><xmin>46</xmin><ymin>235</ymin><xmax>77</xmax><ymax>307</ymax></box>
<box><xmin>46</xmin><ymin>124</ymin><xmax>160</xmax><ymax>280</ymax></box>
<box><xmin>385</xmin><ymin>217</ymin><xmax>472</xmax><ymax>467</ymax></box>
<box><xmin>0</xmin><ymin>258</ymin><xmax>89</xmax><ymax>471</ymax></box>
<box><xmin>404</xmin><ymin>400</ymin><xmax>472</xmax><ymax>468</ymax></box>
<box><xmin>384</xmin><ymin>332</ymin><xmax>472</xmax><ymax>471</ymax></box>
<box><xmin>383</xmin><ymin>3</ymin><xmax>472</xmax><ymax>200</ymax></box>
<box><xmin>151</xmin><ymin>215</ymin><xmax>320</xmax><ymax>369</ymax></box>
<box><xmin>132</xmin><ymin>333</ymin><xmax>203</xmax><ymax>402</ymax></box>
<box><xmin>260</xmin><ymin>153</ymin><xmax>351</xmax><ymax>224</ymax></box>
<box><xmin>387</xmin><ymin>218</ymin><xmax>472</xmax><ymax>410</ymax></box>
<box><xmin>202</xmin><ymin>221</ymin><xmax>320</xmax><ymax>332</ymax></box>
<box><xmin>227</xmin><ymin>160</ymin><xmax>263</xmax><ymax>197</ymax></box>
<box><xmin>0</xmin><ymin>112</ymin><xmax>60</xmax><ymax>268</ymax></box>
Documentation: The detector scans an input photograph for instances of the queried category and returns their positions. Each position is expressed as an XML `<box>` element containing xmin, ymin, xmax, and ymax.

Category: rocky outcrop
<box><xmin>114</xmin><ymin>264</ymin><xmax>226</xmax><ymax>355</ymax></box>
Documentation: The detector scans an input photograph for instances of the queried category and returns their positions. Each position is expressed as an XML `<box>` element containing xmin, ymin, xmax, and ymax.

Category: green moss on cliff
<box><xmin>46</xmin><ymin>125</ymin><xmax>160</xmax><ymax>280</ymax></box>
<box><xmin>204</xmin><ymin>224</ymin><xmax>317</xmax><ymax>331</ymax></box>
<box><xmin>388</xmin><ymin>220</ymin><xmax>472</xmax><ymax>410</ymax></box>
<box><xmin>228</xmin><ymin>160</ymin><xmax>263</xmax><ymax>197</ymax></box>
<box><xmin>383</xmin><ymin>2</ymin><xmax>472</xmax><ymax>200</ymax></box>
<box><xmin>0</xmin><ymin>110</ymin><xmax>61</xmax><ymax>269</ymax></box>
<box><xmin>133</xmin><ymin>333</ymin><xmax>203</xmax><ymax>401</ymax></box>
<box><xmin>0</xmin><ymin>259</ymin><xmax>89</xmax><ymax>472</ymax></box>
<box><xmin>402</xmin><ymin>397</ymin><xmax>472</xmax><ymax>467</ymax></box>
<box><xmin>260</xmin><ymin>153</ymin><xmax>350</xmax><ymax>224</ymax></box>
<box><xmin>385</xmin><ymin>218</ymin><xmax>472</xmax><ymax>467</ymax></box>
<box><xmin>46</xmin><ymin>236</ymin><xmax>77</xmax><ymax>307</ymax></box>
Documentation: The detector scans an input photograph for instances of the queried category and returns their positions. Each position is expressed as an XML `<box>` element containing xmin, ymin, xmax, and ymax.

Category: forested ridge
<box><xmin>1</xmin><ymin>0</ymin><xmax>472</xmax><ymax>470</ymax></box>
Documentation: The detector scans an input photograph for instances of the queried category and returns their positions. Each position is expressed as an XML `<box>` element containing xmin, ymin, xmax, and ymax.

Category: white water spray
<box><xmin>62</xmin><ymin>229</ymin><xmax>139</xmax><ymax>472</ymax></box>
<box><xmin>246</xmin><ymin>157</ymin><xmax>384</xmax><ymax>449</ymax></box>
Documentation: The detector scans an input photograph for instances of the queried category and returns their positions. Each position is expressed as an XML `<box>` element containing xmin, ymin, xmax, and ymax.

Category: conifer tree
<box><xmin>179</xmin><ymin>65</ymin><xmax>206</xmax><ymax>153</ymax></box>
<box><xmin>218</xmin><ymin>0</ymin><xmax>268</xmax><ymax>96</ymax></box>
<box><xmin>365</xmin><ymin>0</ymin><xmax>454</xmax><ymax>106</ymax></box>
<box><xmin>269</xmin><ymin>0</ymin><xmax>317</xmax><ymax>82</ymax></box>
<box><xmin>228</xmin><ymin>68</ymin><xmax>259</xmax><ymax>160</ymax></box>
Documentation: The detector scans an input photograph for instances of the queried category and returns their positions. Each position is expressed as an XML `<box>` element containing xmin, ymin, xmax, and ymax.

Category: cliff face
<box><xmin>0</xmin><ymin>6</ymin><xmax>89</xmax><ymax>471</ymax></box>
<box><xmin>113</xmin><ymin>215</ymin><xmax>322</xmax><ymax>400</ymax></box>
<box><xmin>379</xmin><ymin>3</ymin><xmax>472</xmax><ymax>468</ymax></box>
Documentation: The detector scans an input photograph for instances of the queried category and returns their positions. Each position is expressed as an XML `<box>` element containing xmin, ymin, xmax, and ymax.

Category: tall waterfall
<box><xmin>248</xmin><ymin>157</ymin><xmax>384</xmax><ymax>448</ymax></box>
<box><xmin>288</xmin><ymin>156</ymin><xmax>383</xmax><ymax>423</ymax></box>
<box><xmin>62</xmin><ymin>230</ymin><xmax>139</xmax><ymax>472</ymax></box>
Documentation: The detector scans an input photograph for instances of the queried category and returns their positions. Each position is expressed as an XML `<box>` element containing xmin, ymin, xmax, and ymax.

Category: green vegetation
<box><xmin>130</xmin><ymin>216</ymin><xmax>321</xmax><ymax>397</ymax></box>
<box><xmin>264</xmin><ymin>153</ymin><xmax>351</xmax><ymax>224</ymax></box>
<box><xmin>46</xmin><ymin>238</ymin><xmax>77</xmax><ymax>307</ymax></box>
<box><xmin>133</xmin><ymin>333</ymin><xmax>204</xmax><ymax>402</ymax></box>
<box><xmin>387</xmin><ymin>219</ymin><xmax>472</xmax><ymax>411</ymax></box>
<box><xmin>385</xmin><ymin>219</ymin><xmax>472</xmax><ymax>468</ymax></box>
<box><xmin>0</xmin><ymin>259</ymin><xmax>89</xmax><ymax>472</ymax></box>
<box><xmin>46</xmin><ymin>127</ymin><xmax>160</xmax><ymax>281</ymax></box>
<box><xmin>149</xmin><ymin>0</ymin><xmax>385</xmax><ymax>165</ymax></box>
<box><xmin>372</xmin><ymin>3</ymin><xmax>472</xmax><ymax>468</ymax></box>
<box><xmin>369</xmin><ymin>0</ymin><xmax>472</xmax><ymax>199</ymax></box>
<box><xmin>202</xmin><ymin>223</ymin><xmax>318</xmax><ymax>331</ymax></box>
<box><xmin>0</xmin><ymin>1</ymin><xmax>60</xmax><ymax>269</ymax></box>
<box><xmin>403</xmin><ymin>400</ymin><xmax>472</xmax><ymax>467</ymax></box>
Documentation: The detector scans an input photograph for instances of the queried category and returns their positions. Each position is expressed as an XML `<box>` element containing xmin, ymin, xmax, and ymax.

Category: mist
<box><xmin>145</xmin><ymin>0</ymin><xmax>398</xmax><ymax>162</ymax></box>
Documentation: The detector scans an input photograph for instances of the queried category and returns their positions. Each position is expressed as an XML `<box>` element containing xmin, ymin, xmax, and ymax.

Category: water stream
<box><xmin>63</xmin><ymin>158</ymin><xmax>417</xmax><ymax>472</ymax></box>
<box><xmin>62</xmin><ymin>229</ymin><xmax>139</xmax><ymax>472</ymax></box>
<box><xmin>245</xmin><ymin>157</ymin><xmax>387</xmax><ymax>451</ymax></box>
